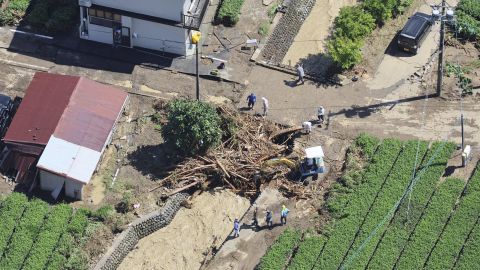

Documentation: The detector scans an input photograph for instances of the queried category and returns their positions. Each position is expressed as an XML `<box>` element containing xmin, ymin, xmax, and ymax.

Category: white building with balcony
<box><xmin>78</xmin><ymin>0</ymin><xmax>208</xmax><ymax>56</ymax></box>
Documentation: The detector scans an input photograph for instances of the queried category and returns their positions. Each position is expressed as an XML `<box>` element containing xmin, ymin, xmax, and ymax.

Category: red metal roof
<box><xmin>3</xmin><ymin>73</ymin><xmax>79</xmax><ymax>146</ymax></box>
<box><xmin>3</xmin><ymin>73</ymin><xmax>128</xmax><ymax>152</ymax></box>
<box><xmin>54</xmin><ymin>78</ymin><xmax>128</xmax><ymax>152</ymax></box>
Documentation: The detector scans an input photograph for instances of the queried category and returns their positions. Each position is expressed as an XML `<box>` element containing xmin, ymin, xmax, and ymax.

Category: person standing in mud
<box><xmin>280</xmin><ymin>205</ymin><xmax>290</xmax><ymax>225</ymax></box>
<box><xmin>265</xmin><ymin>210</ymin><xmax>273</xmax><ymax>229</ymax></box>
<box><xmin>233</xmin><ymin>218</ymin><xmax>240</xmax><ymax>237</ymax></box>
<box><xmin>252</xmin><ymin>206</ymin><xmax>259</xmax><ymax>229</ymax></box>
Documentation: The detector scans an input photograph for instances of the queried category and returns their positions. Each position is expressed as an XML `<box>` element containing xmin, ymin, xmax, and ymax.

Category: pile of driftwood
<box><xmin>149</xmin><ymin>106</ymin><xmax>305</xmax><ymax>197</ymax></box>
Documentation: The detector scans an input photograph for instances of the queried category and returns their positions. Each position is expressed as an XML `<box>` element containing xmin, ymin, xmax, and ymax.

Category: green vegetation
<box><xmin>162</xmin><ymin>99</ymin><xmax>222</xmax><ymax>155</ymax></box>
<box><xmin>0</xmin><ymin>192</ymin><xmax>28</xmax><ymax>256</ymax></box>
<box><xmin>455</xmin><ymin>0</ymin><xmax>480</xmax><ymax>40</ymax></box>
<box><xmin>317</xmin><ymin>139</ymin><xmax>403</xmax><ymax>269</ymax></box>
<box><xmin>258</xmin><ymin>135</ymin><xmax>480</xmax><ymax>270</ymax></box>
<box><xmin>258</xmin><ymin>229</ymin><xmax>302</xmax><ymax>270</ymax></box>
<box><xmin>258</xmin><ymin>21</ymin><xmax>270</xmax><ymax>37</ymax></box>
<box><xmin>446</xmin><ymin>62</ymin><xmax>473</xmax><ymax>96</ymax></box>
<box><xmin>0</xmin><ymin>193</ymin><xmax>91</xmax><ymax>270</ymax></box>
<box><xmin>367</xmin><ymin>142</ymin><xmax>456</xmax><ymax>269</ymax></box>
<box><xmin>396</xmin><ymin>178</ymin><xmax>465</xmax><ymax>269</ymax></box>
<box><xmin>0</xmin><ymin>0</ymin><xmax>29</xmax><ymax>25</ymax></box>
<box><xmin>425</xmin><ymin>166</ymin><xmax>480</xmax><ymax>269</ymax></box>
<box><xmin>216</xmin><ymin>0</ymin><xmax>245</xmax><ymax>26</ymax></box>
<box><xmin>27</xmin><ymin>0</ymin><xmax>78</xmax><ymax>34</ymax></box>
<box><xmin>328</xmin><ymin>0</ymin><xmax>413</xmax><ymax>69</ymax></box>
<box><xmin>288</xmin><ymin>235</ymin><xmax>325</xmax><ymax>270</ymax></box>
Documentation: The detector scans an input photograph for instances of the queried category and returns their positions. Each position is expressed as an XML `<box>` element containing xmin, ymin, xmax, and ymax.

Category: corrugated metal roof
<box><xmin>37</xmin><ymin>136</ymin><xmax>101</xmax><ymax>184</ymax></box>
<box><xmin>54</xmin><ymin>77</ymin><xmax>128</xmax><ymax>152</ymax></box>
<box><xmin>3</xmin><ymin>73</ymin><xmax>79</xmax><ymax>145</ymax></box>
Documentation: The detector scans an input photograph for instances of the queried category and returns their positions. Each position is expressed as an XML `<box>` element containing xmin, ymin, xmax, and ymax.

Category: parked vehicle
<box><xmin>397</xmin><ymin>12</ymin><xmax>433</xmax><ymax>54</ymax></box>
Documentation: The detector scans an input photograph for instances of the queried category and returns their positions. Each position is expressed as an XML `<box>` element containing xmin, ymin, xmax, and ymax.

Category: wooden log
<box><xmin>166</xmin><ymin>180</ymin><xmax>199</xmax><ymax>197</ymax></box>
<box><xmin>268</xmin><ymin>127</ymin><xmax>302</xmax><ymax>141</ymax></box>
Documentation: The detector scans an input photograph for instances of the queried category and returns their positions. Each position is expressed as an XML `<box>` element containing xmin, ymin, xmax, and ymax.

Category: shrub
<box><xmin>363</xmin><ymin>0</ymin><xmax>396</xmax><ymax>24</ymax></box>
<box><xmin>91</xmin><ymin>205</ymin><xmax>115</xmax><ymax>221</ymax></box>
<box><xmin>327</xmin><ymin>36</ymin><xmax>363</xmax><ymax>69</ymax></box>
<box><xmin>258</xmin><ymin>229</ymin><xmax>302</xmax><ymax>270</ymax></box>
<box><xmin>458</xmin><ymin>0</ymin><xmax>480</xmax><ymax>21</ymax></box>
<box><xmin>162</xmin><ymin>99</ymin><xmax>221</xmax><ymax>155</ymax></box>
<box><xmin>216</xmin><ymin>0</ymin><xmax>245</xmax><ymax>26</ymax></box>
<box><xmin>26</xmin><ymin>0</ymin><xmax>78</xmax><ymax>34</ymax></box>
<box><xmin>456</xmin><ymin>10</ymin><xmax>480</xmax><ymax>40</ymax></box>
<box><xmin>333</xmin><ymin>6</ymin><xmax>376</xmax><ymax>41</ymax></box>
<box><xmin>258</xmin><ymin>21</ymin><xmax>270</xmax><ymax>36</ymax></box>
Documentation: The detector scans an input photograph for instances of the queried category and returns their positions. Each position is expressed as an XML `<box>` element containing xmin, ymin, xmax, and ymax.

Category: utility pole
<box><xmin>191</xmin><ymin>31</ymin><xmax>202</xmax><ymax>101</ymax></box>
<box><xmin>196</xmin><ymin>44</ymin><xmax>200</xmax><ymax>100</ymax></box>
<box><xmin>436</xmin><ymin>0</ymin><xmax>446</xmax><ymax>97</ymax></box>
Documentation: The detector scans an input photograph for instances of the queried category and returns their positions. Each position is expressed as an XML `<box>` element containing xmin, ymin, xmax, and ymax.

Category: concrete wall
<box><xmin>93</xmin><ymin>193</ymin><xmax>188</xmax><ymax>270</ymax></box>
<box><xmin>130</xmin><ymin>18</ymin><xmax>187</xmax><ymax>55</ymax></box>
<box><xmin>92</xmin><ymin>0</ymin><xmax>185</xmax><ymax>22</ymax></box>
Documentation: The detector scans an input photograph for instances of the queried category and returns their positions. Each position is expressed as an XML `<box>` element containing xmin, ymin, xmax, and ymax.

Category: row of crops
<box><xmin>258</xmin><ymin>134</ymin><xmax>480</xmax><ymax>269</ymax></box>
<box><xmin>0</xmin><ymin>193</ymin><xmax>89</xmax><ymax>270</ymax></box>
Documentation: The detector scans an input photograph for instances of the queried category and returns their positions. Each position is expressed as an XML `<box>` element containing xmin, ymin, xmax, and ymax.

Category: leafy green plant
<box><xmin>258</xmin><ymin>21</ymin><xmax>270</xmax><ymax>37</ymax></box>
<box><xmin>0</xmin><ymin>199</ymin><xmax>50</xmax><ymax>269</ymax></box>
<box><xmin>455</xmin><ymin>217</ymin><xmax>480</xmax><ymax>269</ymax></box>
<box><xmin>426</xmin><ymin>163</ymin><xmax>480</xmax><ymax>269</ymax></box>
<box><xmin>26</xmin><ymin>0</ymin><xmax>78</xmax><ymax>33</ymax></box>
<box><xmin>91</xmin><ymin>205</ymin><xmax>115</xmax><ymax>221</ymax></box>
<box><xmin>288</xmin><ymin>235</ymin><xmax>326</xmax><ymax>270</ymax></box>
<box><xmin>317</xmin><ymin>139</ymin><xmax>403</xmax><ymax>269</ymax></box>
<box><xmin>362</xmin><ymin>0</ymin><xmax>396</xmax><ymax>24</ymax></box>
<box><xmin>446</xmin><ymin>62</ymin><xmax>474</xmax><ymax>96</ymax></box>
<box><xmin>368</xmin><ymin>142</ymin><xmax>456</xmax><ymax>269</ymax></box>
<box><xmin>162</xmin><ymin>99</ymin><xmax>222</xmax><ymax>155</ymax></box>
<box><xmin>395</xmin><ymin>178</ymin><xmax>464</xmax><ymax>269</ymax></box>
<box><xmin>22</xmin><ymin>204</ymin><xmax>73</xmax><ymax>270</ymax></box>
<box><xmin>267</xmin><ymin>3</ymin><xmax>278</xmax><ymax>22</ymax></box>
<box><xmin>258</xmin><ymin>229</ymin><xmax>302</xmax><ymax>270</ymax></box>
<box><xmin>0</xmin><ymin>192</ymin><xmax>28</xmax><ymax>256</ymax></box>
<box><xmin>216</xmin><ymin>0</ymin><xmax>245</xmax><ymax>26</ymax></box>
<box><xmin>327</xmin><ymin>36</ymin><xmax>363</xmax><ymax>69</ymax></box>
<box><xmin>333</xmin><ymin>6</ymin><xmax>376</xmax><ymax>41</ymax></box>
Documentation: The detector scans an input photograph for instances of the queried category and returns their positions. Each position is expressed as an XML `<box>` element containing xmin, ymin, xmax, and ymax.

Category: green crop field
<box><xmin>258</xmin><ymin>134</ymin><xmax>480</xmax><ymax>270</ymax></box>
<box><xmin>0</xmin><ymin>193</ymin><xmax>88</xmax><ymax>270</ymax></box>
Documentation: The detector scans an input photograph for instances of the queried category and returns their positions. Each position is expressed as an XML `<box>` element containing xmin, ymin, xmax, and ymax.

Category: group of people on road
<box><xmin>233</xmin><ymin>205</ymin><xmax>290</xmax><ymax>238</ymax></box>
<box><xmin>246</xmin><ymin>93</ymin><xmax>268</xmax><ymax>117</ymax></box>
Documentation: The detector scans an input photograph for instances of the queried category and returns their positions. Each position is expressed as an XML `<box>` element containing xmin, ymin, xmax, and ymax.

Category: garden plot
<box><xmin>0</xmin><ymin>193</ymin><xmax>89</xmax><ymax>270</ymax></box>
<box><xmin>257</xmin><ymin>134</ymin><xmax>480</xmax><ymax>270</ymax></box>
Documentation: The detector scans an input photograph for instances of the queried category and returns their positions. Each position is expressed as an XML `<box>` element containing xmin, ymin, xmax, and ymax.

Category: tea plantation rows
<box><xmin>0</xmin><ymin>193</ymin><xmax>88</xmax><ymax>270</ymax></box>
<box><xmin>259</xmin><ymin>134</ymin><xmax>480</xmax><ymax>269</ymax></box>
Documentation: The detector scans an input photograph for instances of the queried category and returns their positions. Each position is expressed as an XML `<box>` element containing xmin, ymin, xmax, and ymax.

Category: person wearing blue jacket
<box><xmin>247</xmin><ymin>93</ymin><xmax>256</xmax><ymax>110</ymax></box>
<box><xmin>233</xmin><ymin>218</ymin><xmax>240</xmax><ymax>237</ymax></box>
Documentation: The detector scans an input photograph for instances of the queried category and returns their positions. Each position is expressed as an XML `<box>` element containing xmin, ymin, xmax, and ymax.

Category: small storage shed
<box><xmin>2</xmin><ymin>72</ymin><xmax>128</xmax><ymax>199</ymax></box>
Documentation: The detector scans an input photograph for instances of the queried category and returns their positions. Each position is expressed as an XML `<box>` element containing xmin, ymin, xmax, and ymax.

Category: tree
<box><xmin>162</xmin><ymin>99</ymin><xmax>221</xmax><ymax>155</ymax></box>
<box><xmin>327</xmin><ymin>36</ymin><xmax>363</xmax><ymax>69</ymax></box>
<box><xmin>363</xmin><ymin>0</ymin><xmax>396</xmax><ymax>24</ymax></box>
<box><xmin>334</xmin><ymin>6</ymin><xmax>376</xmax><ymax>41</ymax></box>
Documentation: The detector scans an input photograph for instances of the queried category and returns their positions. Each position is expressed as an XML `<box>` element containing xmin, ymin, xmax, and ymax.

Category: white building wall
<box><xmin>39</xmin><ymin>170</ymin><xmax>64</xmax><ymax>192</ymax></box>
<box><xmin>131</xmin><ymin>18</ymin><xmax>187</xmax><ymax>55</ymax></box>
<box><xmin>65</xmin><ymin>180</ymin><xmax>84</xmax><ymax>200</ymax></box>
<box><xmin>85</xmin><ymin>24</ymin><xmax>113</xmax><ymax>44</ymax></box>
<box><xmin>92</xmin><ymin>0</ymin><xmax>184</xmax><ymax>22</ymax></box>
<box><xmin>39</xmin><ymin>170</ymin><xmax>84</xmax><ymax>200</ymax></box>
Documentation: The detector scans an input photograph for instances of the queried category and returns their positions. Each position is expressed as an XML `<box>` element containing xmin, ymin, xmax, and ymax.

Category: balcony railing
<box><xmin>182</xmin><ymin>0</ymin><xmax>209</xmax><ymax>30</ymax></box>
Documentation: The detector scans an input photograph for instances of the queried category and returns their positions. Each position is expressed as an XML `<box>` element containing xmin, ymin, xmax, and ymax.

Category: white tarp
<box><xmin>37</xmin><ymin>135</ymin><xmax>101</xmax><ymax>184</ymax></box>
<box><xmin>305</xmin><ymin>146</ymin><xmax>324</xmax><ymax>159</ymax></box>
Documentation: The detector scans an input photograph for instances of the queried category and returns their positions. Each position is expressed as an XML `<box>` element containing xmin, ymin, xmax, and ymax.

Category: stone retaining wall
<box><xmin>262</xmin><ymin>0</ymin><xmax>316</xmax><ymax>64</ymax></box>
<box><xmin>93</xmin><ymin>193</ymin><xmax>188</xmax><ymax>270</ymax></box>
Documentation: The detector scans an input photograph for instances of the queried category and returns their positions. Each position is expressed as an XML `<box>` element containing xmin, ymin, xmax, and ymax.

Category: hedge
<box><xmin>258</xmin><ymin>229</ymin><xmax>302</xmax><ymax>270</ymax></box>
<box><xmin>425</xmin><ymin>164</ymin><xmax>480</xmax><ymax>269</ymax></box>
<box><xmin>316</xmin><ymin>139</ymin><xmax>403</xmax><ymax>269</ymax></box>
<box><xmin>22</xmin><ymin>204</ymin><xmax>73</xmax><ymax>270</ymax></box>
<box><xmin>341</xmin><ymin>140</ymin><xmax>429</xmax><ymax>269</ymax></box>
<box><xmin>0</xmin><ymin>199</ymin><xmax>49</xmax><ymax>270</ymax></box>
<box><xmin>366</xmin><ymin>142</ymin><xmax>456</xmax><ymax>269</ymax></box>
<box><xmin>395</xmin><ymin>178</ymin><xmax>465</xmax><ymax>269</ymax></box>
<box><xmin>216</xmin><ymin>0</ymin><xmax>245</xmax><ymax>26</ymax></box>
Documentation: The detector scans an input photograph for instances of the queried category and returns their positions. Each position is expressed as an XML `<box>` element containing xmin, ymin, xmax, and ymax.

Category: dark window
<box><xmin>90</xmin><ymin>16</ymin><xmax>113</xmax><ymax>28</ymax></box>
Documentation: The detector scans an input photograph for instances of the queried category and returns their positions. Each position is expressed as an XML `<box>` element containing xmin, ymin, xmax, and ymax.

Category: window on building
<box><xmin>88</xmin><ymin>8</ymin><xmax>121</xmax><ymax>27</ymax></box>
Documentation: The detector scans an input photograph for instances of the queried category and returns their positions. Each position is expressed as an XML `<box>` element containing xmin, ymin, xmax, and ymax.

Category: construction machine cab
<box><xmin>299</xmin><ymin>146</ymin><xmax>325</xmax><ymax>178</ymax></box>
